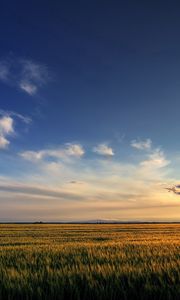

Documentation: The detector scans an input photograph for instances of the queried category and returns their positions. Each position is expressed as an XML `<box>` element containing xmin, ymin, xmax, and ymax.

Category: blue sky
<box><xmin>1</xmin><ymin>1</ymin><xmax>180</xmax><ymax>221</ymax></box>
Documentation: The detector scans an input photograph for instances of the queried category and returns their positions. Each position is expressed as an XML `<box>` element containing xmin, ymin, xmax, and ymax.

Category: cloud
<box><xmin>166</xmin><ymin>185</ymin><xmax>180</xmax><ymax>195</ymax></box>
<box><xmin>0</xmin><ymin>182</ymin><xmax>83</xmax><ymax>201</ymax></box>
<box><xmin>0</xmin><ymin>116</ymin><xmax>14</xmax><ymax>149</ymax></box>
<box><xmin>130</xmin><ymin>140</ymin><xmax>170</xmax><ymax>176</ymax></box>
<box><xmin>0</xmin><ymin>110</ymin><xmax>31</xmax><ymax>149</ymax></box>
<box><xmin>20</xmin><ymin>150</ymin><xmax>44</xmax><ymax>161</ymax></box>
<box><xmin>65</xmin><ymin>143</ymin><xmax>85</xmax><ymax>157</ymax></box>
<box><xmin>93</xmin><ymin>143</ymin><xmax>114</xmax><ymax>156</ymax></box>
<box><xmin>20</xmin><ymin>143</ymin><xmax>85</xmax><ymax>162</ymax></box>
<box><xmin>0</xmin><ymin>57</ymin><xmax>50</xmax><ymax>95</ymax></box>
<box><xmin>0</xmin><ymin>109</ymin><xmax>31</xmax><ymax>124</ymax></box>
<box><xmin>0</xmin><ymin>135</ymin><xmax>10</xmax><ymax>149</ymax></box>
<box><xmin>0</xmin><ymin>133</ymin><xmax>176</xmax><ymax>221</ymax></box>
<box><xmin>0</xmin><ymin>136</ymin><xmax>176</xmax><ymax>221</ymax></box>
<box><xmin>0</xmin><ymin>115</ymin><xmax>14</xmax><ymax>135</ymax></box>
<box><xmin>0</xmin><ymin>61</ymin><xmax>9</xmax><ymax>81</ymax></box>
<box><xmin>19</xmin><ymin>59</ymin><xmax>49</xmax><ymax>95</ymax></box>
<box><xmin>0</xmin><ymin>148</ymin><xmax>173</xmax><ymax>222</ymax></box>
<box><xmin>131</xmin><ymin>138</ymin><xmax>152</xmax><ymax>150</ymax></box>
<box><xmin>19</xmin><ymin>81</ymin><xmax>37</xmax><ymax>95</ymax></box>
<box><xmin>140</xmin><ymin>148</ymin><xmax>170</xmax><ymax>169</ymax></box>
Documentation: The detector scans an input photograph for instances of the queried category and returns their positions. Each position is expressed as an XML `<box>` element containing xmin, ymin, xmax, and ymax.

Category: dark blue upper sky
<box><xmin>1</xmin><ymin>0</ymin><xmax>180</xmax><ymax>151</ymax></box>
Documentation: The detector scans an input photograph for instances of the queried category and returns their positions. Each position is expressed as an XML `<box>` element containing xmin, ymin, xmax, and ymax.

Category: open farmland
<box><xmin>0</xmin><ymin>224</ymin><xmax>180</xmax><ymax>300</ymax></box>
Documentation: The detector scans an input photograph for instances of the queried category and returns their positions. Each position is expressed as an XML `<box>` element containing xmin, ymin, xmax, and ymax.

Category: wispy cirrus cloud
<box><xmin>140</xmin><ymin>148</ymin><xmax>170</xmax><ymax>169</ymax></box>
<box><xmin>20</xmin><ymin>143</ymin><xmax>85</xmax><ymax>162</ymax></box>
<box><xmin>19</xmin><ymin>59</ymin><xmax>49</xmax><ymax>95</ymax></box>
<box><xmin>0</xmin><ymin>57</ymin><xmax>50</xmax><ymax>95</ymax></box>
<box><xmin>93</xmin><ymin>143</ymin><xmax>114</xmax><ymax>156</ymax></box>
<box><xmin>0</xmin><ymin>109</ymin><xmax>31</xmax><ymax>124</ymax></box>
<box><xmin>131</xmin><ymin>138</ymin><xmax>152</xmax><ymax>150</ymax></box>
<box><xmin>20</xmin><ymin>81</ymin><xmax>37</xmax><ymax>95</ymax></box>
<box><xmin>0</xmin><ymin>61</ymin><xmax>9</xmax><ymax>81</ymax></box>
<box><xmin>130</xmin><ymin>137</ymin><xmax>169</xmax><ymax>169</ymax></box>
<box><xmin>0</xmin><ymin>182</ymin><xmax>84</xmax><ymax>201</ymax></box>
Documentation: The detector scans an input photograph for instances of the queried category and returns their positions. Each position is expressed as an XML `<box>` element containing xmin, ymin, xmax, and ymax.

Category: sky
<box><xmin>1</xmin><ymin>1</ymin><xmax>180</xmax><ymax>221</ymax></box>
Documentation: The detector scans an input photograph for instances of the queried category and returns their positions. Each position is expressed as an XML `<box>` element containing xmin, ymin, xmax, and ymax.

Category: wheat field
<box><xmin>0</xmin><ymin>224</ymin><xmax>180</xmax><ymax>299</ymax></box>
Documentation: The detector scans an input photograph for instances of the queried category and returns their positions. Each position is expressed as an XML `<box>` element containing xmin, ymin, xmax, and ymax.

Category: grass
<box><xmin>0</xmin><ymin>224</ymin><xmax>180</xmax><ymax>299</ymax></box>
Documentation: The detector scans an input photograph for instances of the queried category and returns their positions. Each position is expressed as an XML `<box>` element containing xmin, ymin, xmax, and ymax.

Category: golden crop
<box><xmin>0</xmin><ymin>224</ymin><xmax>180</xmax><ymax>299</ymax></box>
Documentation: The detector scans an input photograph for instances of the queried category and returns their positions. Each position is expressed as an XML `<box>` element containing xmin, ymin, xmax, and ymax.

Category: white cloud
<box><xmin>65</xmin><ymin>143</ymin><xmax>85</xmax><ymax>157</ymax></box>
<box><xmin>0</xmin><ymin>116</ymin><xmax>14</xmax><ymax>149</ymax></box>
<box><xmin>19</xmin><ymin>59</ymin><xmax>49</xmax><ymax>95</ymax></box>
<box><xmin>0</xmin><ymin>110</ymin><xmax>31</xmax><ymax>125</ymax></box>
<box><xmin>0</xmin><ymin>136</ymin><xmax>10</xmax><ymax>149</ymax></box>
<box><xmin>20</xmin><ymin>143</ymin><xmax>85</xmax><ymax>162</ymax></box>
<box><xmin>131</xmin><ymin>139</ymin><xmax>169</xmax><ymax>170</ymax></box>
<box><xmin>0</xmin><ymin>57</ymin><xmax>50</xmax><ymax>95</ymax></box>
<box><xmin>0</xmin><ymin>116</ymin><xmax>14</xmax><ymax>135</ymax></box>
<box><xmin>0</xmin><ymin>61</ymin><xmax>9</xmax><ymax>81</ymax></box>
<box><xmin>19</xmin><ymin>81</ymin><xmax>37</xmax><ymax>95</ymax></box>
<box><xmin>140</xmin><ymin>148</ymin><xmax>170</xmax><ymax>169</ymax></box>
<box><xmin>20</xmin><ymin>150</ymin><xmax>44</xmax><ymax>161</ymax></box>
<box><xmin>93</xmin><ymin>143</ymin><xmax>114</xmax><ymax>156</ymax></box>
<box><xmin>131</xmin><ymin>138</ymin><xmax>152</xmax><ymax>150</ymax></box>
<box><xmin>0</xmin><ymin>110</ymin><xmax>31</xmax><ymax>150</ymax></box>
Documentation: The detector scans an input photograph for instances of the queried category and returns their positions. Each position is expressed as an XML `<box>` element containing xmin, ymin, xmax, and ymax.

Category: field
<box><xmin>0</xmin><ymin>224</ymin><xmax>180</xmax><ymax>300</ymax></box>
